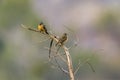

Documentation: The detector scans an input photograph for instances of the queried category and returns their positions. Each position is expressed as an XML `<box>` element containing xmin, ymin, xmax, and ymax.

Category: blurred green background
<box><xmin>0</xmin><ymin>0</ymin><xmax>120</xmax><ymax>80</ymax></box>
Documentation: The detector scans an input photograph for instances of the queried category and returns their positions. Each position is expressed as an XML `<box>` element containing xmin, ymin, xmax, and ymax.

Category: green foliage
<box><xmin>96</xmin><ymin>11</ymin><xmax>119</xmax><ymax>32</ymax></box>
<box><xmin>0</xmin><ymin>0</ymin><xmax>26</xmax><ymax>27</ymax></box>
<box><xmin>0</xmin><ymin>0</ymin><xmax>40</xmax><ymax>29</ymax></box>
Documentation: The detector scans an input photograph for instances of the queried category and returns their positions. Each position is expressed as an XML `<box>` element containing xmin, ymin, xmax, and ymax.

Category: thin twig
<box><xmin>74</xmin><ymin>58</ymin><xmax>95</xmax><ymax>76</ymax></box>
<box><xmin>44</xmin><ymin>47</ymin><xmax>67</xmax><ymax>63</ymax></box>
<box><xmin>81</xmin><ymin>58</ymin><xmax>95</xmax><ymax>73</ymax></box>
<box><xmin>54</xmin><ymin>58</ymin><xmax>69</xmax><ymax>74</ymax></box>
<box><xmin>86</xmin><ymin>61</ymin><xmax>95</xmax><ymax>72</ymax></box>
<box><xmin>21</xmin><ymin>24</ymin><xmax>40</xmax><ymax>32</ymax></box>
<box><xmin>74</xmin><ymin>60</ymin><xmax>81</xmax><ymax>75</ymax></box>
<box><xmin>56</xmin><ymin>45</ymin><xmax>61</xmax><ymax>54</ymax></box>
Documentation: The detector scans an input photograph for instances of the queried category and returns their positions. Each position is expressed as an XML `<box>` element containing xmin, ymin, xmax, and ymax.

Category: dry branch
<box><xmin>21</xmin><ymin>24</ymin><xmax>75</xmax><ymax>80</ymax></box>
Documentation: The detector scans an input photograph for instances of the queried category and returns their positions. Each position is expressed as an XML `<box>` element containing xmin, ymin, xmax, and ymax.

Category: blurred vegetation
<box><xmin>0</xmin><ymin>0</ymin><xmax>41</xmax><ymax>30</ymax></box>
<box><xmin>0</xmin><ymin>0</ymin><xmax>49</xmax><ymax>80</ymax></box>
<box><xmin>96</xmin><ymin>10</ymin><xmax>120</xmax><ymax>47</ymax></box>
<box><xmin>0</xmin><ymin>0</ymin><xmax>120</xmax><ymax>80</ymax></box>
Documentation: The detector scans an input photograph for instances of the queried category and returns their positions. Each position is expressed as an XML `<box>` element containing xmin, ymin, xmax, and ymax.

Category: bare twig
<box><xmin>44</xmin><ymin>47</ymin><xmax>67</xmax><ymax>63</ymax></box>
<box><xmin>74</xmin><ymin>58</ymin><xmax>95</xmax><ymax>76</ymax></box>
<box><xmin>74</xmin><ymin>60</ymin><xmax>81</xmax><ymax>75</ymax></box>
<box><xmin>86</xmin><ymin>61</ymin><xmax>95</xmax><ymax>72</ymax></box>
<box><xmin>21</xmin><ymin>24</ymin><xmax>40</xmax><ymax>32</ymax></box>
<box><xmin>63</xmin><ymin>46</ymin><xmax>75</xmax><ymax>80</ymax></box>
<box><xmin>54</xmin><ymin>58</ymin><xmax>69</xmax><ymax>74</ymax></box>
<box><xmin>56</xmin><ymin>45</ymin><xmax>61</xmax><ymax>54</ymax></box>
<box><xmin>81</xmin><ymin>58</ymin><xmax>95</xmax><ymax>73</ymax></box>
<box><xmin>48</xmin><ymin>58</ymin><xmax>69</xmax><ymax>75</ymax></box>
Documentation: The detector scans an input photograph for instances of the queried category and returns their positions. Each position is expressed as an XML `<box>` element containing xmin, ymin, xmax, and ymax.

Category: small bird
<box><xmin>56</xmin><ymin>33</ymin><xmax>68</xmax><ymax>46</ymax></box>
<box><xmin>56</xmin><ymin>33</ymin><xmax>68</xmax><ymax>54</ymax></box>
<box><xmin>37</xmin><ymin>22</ymin><xmax>49</xmax><ymax>34</ymax></box>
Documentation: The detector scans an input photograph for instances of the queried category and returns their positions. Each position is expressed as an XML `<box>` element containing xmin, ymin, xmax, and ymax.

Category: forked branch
<box><xmin>21</xmin><ymin>24</ymin><xmax>75</xmax><ymax>80</ymax></box>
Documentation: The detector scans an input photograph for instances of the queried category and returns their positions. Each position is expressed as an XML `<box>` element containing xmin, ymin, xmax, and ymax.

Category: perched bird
<box><xmin>56</xmin><ymin>33</ymin><xmax>68</xmax><ymax>54</ymax></box>
<box><xmin>56</xmin><ymin>33</ymin><xmax>68</xmax><ymax>46</ymax></box>
<box><xmin>37</xmin><ymin>22</ymin><xmax>49</xmax><ymax>34</ymax></box>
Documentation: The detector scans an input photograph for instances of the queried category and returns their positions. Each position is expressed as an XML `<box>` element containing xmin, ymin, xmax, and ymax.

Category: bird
<box><xmin>56</xmin><ymin>33</ymin><xmax>68</xmax><ymax>46</ymax></box>
<box><xmin>37</xmin><ymin>22</ymin><xmax>49</xmax><ymax>34</ymax></box>
<box><xmin>56</xmin><ymin>33</ymin><xmax>68</xmax><ymax>54</ymax></box>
